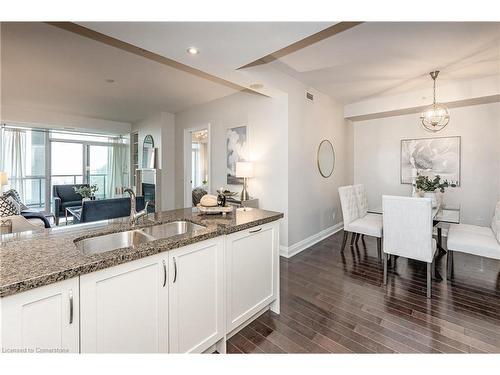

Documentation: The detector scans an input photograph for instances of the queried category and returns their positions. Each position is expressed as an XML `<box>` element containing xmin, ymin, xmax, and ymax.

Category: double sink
<box><xmin>75</xmin><ymin>220</ymin><xmax>205</xmax><ymax>255</ymax></box>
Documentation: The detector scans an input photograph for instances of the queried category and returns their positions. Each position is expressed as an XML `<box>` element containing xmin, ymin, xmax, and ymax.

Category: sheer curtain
<box><xmin>0</xmin><ymin>128</ymin><xmax>26</xmax><ymax>198</ymax></box>
<box><xmin>107</xmin><ymin>139</ymin><xmax>129</xmax><ymax>198</ymax></box>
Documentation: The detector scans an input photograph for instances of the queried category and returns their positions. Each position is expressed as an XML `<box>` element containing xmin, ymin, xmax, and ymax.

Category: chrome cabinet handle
<box><xmin>249</xmin><ymin>227</ymin><xmax>262</xmax><ymax>234</ymax></box>
<box><xmin>69</xmin><ymin>290</ymin><xmax>74</xmax><ymax>325</ymax></box>
<box><xmin>173</xmin><ymin>257</ymin><xmax>177</xmax><ymax>283</ymax></box>
<box><xmin>162</xmin><ymin>260</ymin><xmax>167</xmax><ymax>287</ymax></box>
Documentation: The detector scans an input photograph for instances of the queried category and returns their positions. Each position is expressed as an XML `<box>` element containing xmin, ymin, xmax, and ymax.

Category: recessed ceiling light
<box><xmin>105</xmin><ymin>79</ymin><xmax>115</xmax><ymax>83</ymax></box>
<box><xmin>186</xmin><ymin>47</ymin><xmax>199</xmax><ymax>55</ymax></box>
<box><xmin>250</xmin><ymin>83</ymin><xmax>264</xmax><ymax>90</ymax></box>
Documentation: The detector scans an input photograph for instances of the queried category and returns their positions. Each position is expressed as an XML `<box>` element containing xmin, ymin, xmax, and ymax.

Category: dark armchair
<box><xmin>53</xmin><ymin>184</ymin><xmax>89</xmax><ymax>225</ymax></box>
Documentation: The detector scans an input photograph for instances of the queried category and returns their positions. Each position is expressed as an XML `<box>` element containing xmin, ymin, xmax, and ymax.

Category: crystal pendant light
<box><xmin>420</xmin><ymin>71</ymin><xmax>450</xmax><ymax>132</ymax></box>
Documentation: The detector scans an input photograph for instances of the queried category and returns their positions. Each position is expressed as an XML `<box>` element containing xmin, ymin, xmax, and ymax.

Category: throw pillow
<box><xmin>0</xmin><ymin>195</ymin><xmax>21</xmax><ymax>217</ymax></box>
<box><xmin>3</xmin><ymin>189</ymin><xmax>29</xmax><ymax>211</ymax></box>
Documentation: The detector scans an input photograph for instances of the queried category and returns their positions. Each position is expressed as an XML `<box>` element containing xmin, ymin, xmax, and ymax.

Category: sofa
<box><xmin>1</xmin><ymin>188</ymin><xmax>53</xmax><ymax>228</ymax></box>
<box><xmin>53</xmin><ymin>184</ymin><xmax>89</xmax><ymax>225</ymax></box>
<box><xmin>74</xmin><ymin>196</ymin><xmax>146</xmax><ymax>224</ymax></box>
<box><xmin>1</xmin><ymin>215</ymin><xmax>44</xmax><ymax>234</ymax></box>
<box><xmin>21</xmin><ymin>210</ymin><xmax>52</xmax><ymax>228</ymax></box>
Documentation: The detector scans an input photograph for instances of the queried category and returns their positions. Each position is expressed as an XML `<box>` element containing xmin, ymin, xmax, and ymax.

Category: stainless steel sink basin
<box><xmin>141</xmin><ymin>220</ymin><xmax>205</xmax><ymax>239</ymax></box>
<box><xmin>75</xmin><ymin>229</ymin><xmax>155</xmax><ymax>255</ymax></box>
<box><xmin>75</xmin><ymin>221</ymin><xmax>205</xmax><ymax>255</ymax></box>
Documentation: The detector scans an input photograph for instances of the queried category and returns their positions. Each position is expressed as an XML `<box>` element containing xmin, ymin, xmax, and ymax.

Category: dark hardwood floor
<box><xmin>227</xmin><ymin>230</ymin><xmax>500</xmax><ymax>353</ymax></box>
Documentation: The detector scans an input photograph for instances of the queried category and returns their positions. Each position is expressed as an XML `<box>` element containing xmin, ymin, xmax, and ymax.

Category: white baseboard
<box><xmin>280</xmin><ymin>222</ymin><xmax>344</xmax><ymax>258</ymax></box>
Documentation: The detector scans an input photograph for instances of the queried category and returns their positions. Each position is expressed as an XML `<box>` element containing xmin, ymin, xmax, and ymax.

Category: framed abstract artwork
<box><xmin>400</xmin><ymin>136</ymin><xmax>461</xmax><ymax>185</ymax></box>
<box><xmin>226</xmin><ymin>125</ymin><xmax>248</xmax><ymax>185</ymax></box>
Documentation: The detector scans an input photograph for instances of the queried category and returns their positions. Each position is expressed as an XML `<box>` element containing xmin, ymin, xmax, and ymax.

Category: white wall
<box><xmin>287</xmin><ymin>86</ymin><xmax>351</xmax><ymax>246</ymax></box>
<box><xmin>174</xmin><ymin>91</ymin><xmax>289</xmax><ymax>246</ymax></box>
<box><xmin>245</xmin><ymin>65</ymin><xmax>353</xmax><ymax>250</ymax></box>
<box><xmin>353</xmin><ymin>102</ymin><xmax>500</xmax><ymax>226</ymax></box>
<box><xmin>132</xmin><ymin>111</ymin><xmax>176</xmax><ymax>210</ymax></box>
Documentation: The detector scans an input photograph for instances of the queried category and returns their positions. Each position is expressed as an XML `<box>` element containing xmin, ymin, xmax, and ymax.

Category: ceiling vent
<box><xmin>306</xmin><ymin>92</ymin><xmax>314</xmax><ymax>101</ymax></box>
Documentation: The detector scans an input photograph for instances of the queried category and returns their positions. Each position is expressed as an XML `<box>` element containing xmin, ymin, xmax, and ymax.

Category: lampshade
<box><xmin>0</xmin><ymin>172</ymin><xmax>8</xmax><ymax>186</ymax></box>
<box><xmin>236</xmin><ymin>162</ymin><xmax>254</xmax><ymax>178</ymax></box>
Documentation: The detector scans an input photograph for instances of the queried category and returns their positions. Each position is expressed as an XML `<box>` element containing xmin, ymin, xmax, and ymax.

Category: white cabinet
<box><xmin>225</xmin><ymin>221</ymin><xmax>280</xmax><ymax>333</ymax></box>
<box><xmin>1</xmin><ymin>278</ymin><xmax>79</xmax><ymax>353</ymax></box>
<box><xmin>80</xmin><ymin>253</ymin><xmax>169</xmax><ymax>353</ymax></box>
<box><xmin>168</xmin><ymin>237</ymin><xmax>224</xmax><ymax>353</ymax></box>
<box><xmin>1</xmin><ymin>220</ymin><xmax>280</xmax><ymax>354</ymax></box>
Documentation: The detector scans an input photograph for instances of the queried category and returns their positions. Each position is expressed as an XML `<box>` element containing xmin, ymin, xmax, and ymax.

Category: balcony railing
<box><xmin>8</xmin><ymin>176</ymin><xmax>45</xmax><ymax>209</ymax></box>
<box><xmin>8</xmin><ymin>174</ymin><xmax>108</xmax><ymax>210</ymax></box>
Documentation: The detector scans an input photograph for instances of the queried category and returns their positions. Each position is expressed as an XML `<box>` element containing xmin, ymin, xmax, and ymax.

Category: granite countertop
<box><xmin>0</xmin><ymin>207</ymin><xmax>283</xmax><ymax>298</ymax></box>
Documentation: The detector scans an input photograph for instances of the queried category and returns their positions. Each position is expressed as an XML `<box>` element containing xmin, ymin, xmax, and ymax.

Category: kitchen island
<box><xmin>0</xmin><ymin>207</ymin><xmax>282</xmax><ymax>353</ymax></box>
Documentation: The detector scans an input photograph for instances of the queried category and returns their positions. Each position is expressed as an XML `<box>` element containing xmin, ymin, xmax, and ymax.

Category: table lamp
<box><xmin>0</xmin><ymin>172</ymin><xmax>8</xmax><ymax>193</ymax></box>
<box><xmin>236</xmin><ymin>161</ymin><xmax>253</xmax><ymax>201</ymax></box>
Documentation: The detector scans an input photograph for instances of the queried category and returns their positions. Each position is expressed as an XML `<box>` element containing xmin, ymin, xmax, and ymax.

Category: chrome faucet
<box><xmin>124</xmin><ymin>188</ymin><xmax>150</xmax><ymax>226</ymax></box>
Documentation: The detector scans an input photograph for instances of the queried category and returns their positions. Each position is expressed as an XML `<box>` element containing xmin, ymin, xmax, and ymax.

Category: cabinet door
<box><xmin>226</xmin><ymin>221</ymin><xmax>279</xmax><ymax>333</ymax></box>
<box><xmin>1</xmin><ymin>278</ymin><xmax>79</xmax><ymax>353</ymax></box>
<box><xmin>80</xmin><ymin>253</ymin><xmax>168</xmax><ymax>353</ymax></box>
<box><xmin>168</xmin><ymin>238</ymin><xmax>224</xmax><ymax>353</ymax></box>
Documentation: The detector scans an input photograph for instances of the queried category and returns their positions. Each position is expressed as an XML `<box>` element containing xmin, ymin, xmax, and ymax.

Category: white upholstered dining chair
<box><xmin>446</xmin><ymin>200</ymin><xmax>500</xmax><ymax>279</ymax></box>
<box><xmin>339</xmin><ymin>185</ymin><xmax>383</xmax><ymax>258</ymax></box>
<box><xmin>382</xmin><ymin>195</ymin><xmax>437</xmax><ymax>298</ymax></box>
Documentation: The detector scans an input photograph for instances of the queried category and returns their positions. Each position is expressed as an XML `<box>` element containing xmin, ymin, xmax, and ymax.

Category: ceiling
<box><xmin>78</xmin><ymin>21</ymin><xmax>332</xmax><ymax>91</ymax></box>
<box><xmin>1</xmin><ymin>22</ymin><xmax>240</xmax><ymax>123</ymax></box>
<box><xmin>79</xmin><ymin>22</ymin><xmax>500</xmax><ymax>105</ymax></box>
<box><xmin>2</xmin><ymin>22</ymin><xmax>498</xmax><ymax>125</ymax></box>
<box><xmin>269</xmin><ymin>22</ymin><xmax>500</xmax><ymax>103</ymax></box>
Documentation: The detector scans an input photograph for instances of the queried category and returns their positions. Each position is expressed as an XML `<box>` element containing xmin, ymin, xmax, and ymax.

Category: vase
<box><xmin>82</xmin><ymin>197</ymin><xmax>91</xmax><ymax>204</ymax></box>
<box><xmin>423</xmin><ymin>191</ymin><xmax>438</xmax><ymax>208</ymax></box>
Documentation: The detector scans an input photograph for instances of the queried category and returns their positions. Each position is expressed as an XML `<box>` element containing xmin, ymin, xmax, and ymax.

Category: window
<box><xmin>88</xmin><ymin>145</ymin><xmax>109</xmax><ymax>199</ymax></box>
<box><xmin>1</xmin><ymin>125</ymin><xmax>128</xmax><ymax>214</ymax></box>
<box><xmin>25</xmin><ymin>130</ymin><xmax>47</xmax><ymax>207</ymax></box>
<box><xmin>0</xmin><ymin>127</ymin><xmax>47</xmax><ymax>208</ymax></box>
<box><xmin>50</xmin><ymin>141</ymin><xmax>85</xmax><ymax>203</ymax></box>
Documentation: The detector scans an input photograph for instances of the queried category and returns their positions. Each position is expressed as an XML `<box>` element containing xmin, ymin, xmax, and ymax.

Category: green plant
<box><xmin>74</xmin><ymin>185</ymin><xmax>99</xmax><ymax>199</ymax></box>
<box><xmin>414</xmin><ymin>174</ymin><xmax>456</xmax><ymax>193</ymax></box>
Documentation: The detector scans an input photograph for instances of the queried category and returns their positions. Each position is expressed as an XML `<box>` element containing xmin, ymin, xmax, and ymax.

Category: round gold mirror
<box><xmin>317</xmin><ymin>140</ymin><xmax>335</xmax><ymax>178</ymax></box>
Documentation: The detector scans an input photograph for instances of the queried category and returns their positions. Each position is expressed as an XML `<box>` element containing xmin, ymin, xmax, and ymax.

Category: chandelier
<box><xmin>420</xmin><ymin>71</ymin><xmax>450</xmax><ymax>132</ymax></box>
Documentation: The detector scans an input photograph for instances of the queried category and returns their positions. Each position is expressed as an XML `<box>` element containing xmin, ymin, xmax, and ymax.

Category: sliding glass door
<box><xmin>50</xmin><ymin>142</ymin><xmax>113</xmax><ymax>202</ymax></box>
<box><xmin>50</xmin><ymin>141</ymin><xmax>84</xmax><ymax>188</ymax></box>
<box><xmin>2</xmin><ymin>125</ymin><xmax>128</xmax><ymax>214</ymax></box>
<box><xmin>87</xmin><ymin>145</ymin><xmax>110</xmax><ymax>199</ymax></box>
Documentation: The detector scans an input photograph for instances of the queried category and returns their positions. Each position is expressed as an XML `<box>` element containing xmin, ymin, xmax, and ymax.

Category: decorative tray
<box><xmin>197</xmin><ymin>204</ymin><xmax>234</xmax><ymax>215</ymax></box>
